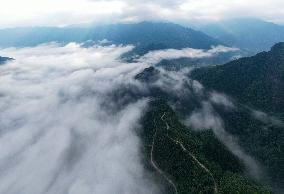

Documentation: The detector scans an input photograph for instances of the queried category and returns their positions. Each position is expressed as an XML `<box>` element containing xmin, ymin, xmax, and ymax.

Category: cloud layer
<box><xmin>1</xmin><ymin>0</ymin><xmax>284</xmax><ymax>27</ymax></box>
<box><xmin>0</xmin><ymin>43</ymin><xmax>162</xmax><ymax>194</ymax></box>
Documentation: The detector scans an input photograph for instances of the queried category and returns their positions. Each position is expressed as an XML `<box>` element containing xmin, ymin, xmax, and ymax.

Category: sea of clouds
<box><xmin>0</xmin><ymin>42</ymin><xmax>257</xmax><ymax>194</ymax></box>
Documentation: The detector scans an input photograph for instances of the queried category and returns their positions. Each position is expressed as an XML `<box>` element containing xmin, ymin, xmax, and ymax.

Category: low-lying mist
<box><xmin>0</xmin><ymin>43</ymin><xmax>159</xmax><ymax>194</ymax></box>
<box><xmin>0</xmin><ymin>42</ymin><xmax>258</xmax><ymax>194</ymax></box>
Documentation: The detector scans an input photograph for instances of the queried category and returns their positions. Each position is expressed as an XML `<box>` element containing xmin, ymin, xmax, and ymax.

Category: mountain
<box><xmin>140</xmin><ymin>99</ymin><xmax>270</xmax><ymax>194</ymax></box>
<box><xmin>192</xmin><ymin>42</ymin><xmax>284</xmax><ymax>117</ymax></box>
<box><xmin>89</xmin><ymin>22</ymin><xmax>221</xmax><ymax>56</ymax></box>
<box><xmin>0</xmin><ymin>27</ymin><xmax>89</xmax><ymax>47</ymax></box>
<box><xmin>0</xmin><ymin>56</ymin><xmax>13</xmax><ymax>65</ymax></box>
<box><xmin>0</xmin><ymin>22</ymin><xmax>221</xmax><ymax>56</ymax></box>
<box><xmin>199</xmin><ymin>18</ymin><xmax>284</xmax><ymax>52</ymax></box>
<box><xmin>133</xmin><ymin>66</ymin><xmax>275</xmax><ymax>193</ymax></box>
<box><xmin>191</xmin><ymin>43</ymin><xmax>284</xmax><ymax>192</ymax></box>
<box><xmin>134</xmin><ymin>43</ymin><xmax>284</xmax><ymax>192</ymax></box>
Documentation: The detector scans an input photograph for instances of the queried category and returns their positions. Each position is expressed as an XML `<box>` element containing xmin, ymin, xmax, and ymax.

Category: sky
<box><xmin>0</xmin><ymin>0</ymin><xmax>284</xmax><ymax>27</ymax></box>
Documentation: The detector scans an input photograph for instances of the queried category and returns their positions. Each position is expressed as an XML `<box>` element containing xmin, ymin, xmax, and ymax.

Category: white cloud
<box><xmin>0</xmin><ymin>0</ymin><xmax>127</xmax><ymax>27</ymax></box>
<box><xmin>0</xmin><ymin>0</ymin><xmax>284</xmax><ymax>27</ymax></box>
<box><xmin>0</xmin><ymin>43</ymin><xmax>162</xmax><ymax>194</ymax></box>
<box><xmin>209</xmin><ymin>92</ymin><xmax>235</xmax><ymax>109</ymax></box>
<box><xmin>180</xmin><ymin>0</ymin><xmax>284</xmax><ymax>23</ymax></box>
<box><xmin>138</xmin><ymin>45</ymin><xmax>238</xmax><ymax>65</ymax></box>
<box><xmin>251</xmin><ymin>110</ymin><xmax>283</xmax><ymax>127</ymax></box>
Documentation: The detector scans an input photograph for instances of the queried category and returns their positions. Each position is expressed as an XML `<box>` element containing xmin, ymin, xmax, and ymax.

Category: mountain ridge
<box><xmin>191</xmin><ymin>42</ymin><xmax>284</xmax><ymax>116</ymax></box>
<box><xmin>190</xmin><ymin>42</ymin><xmax>284</xmax><ymax>191</ymax></box>
<box><xmin>199</xmin><ymin>18</ymin><xmax>284</xmax><ymax>52</ymax></box>
<box><xmin>0</xmin><ymin>22</ymin><xmax>221</xmax><ymax>53</ymax></box>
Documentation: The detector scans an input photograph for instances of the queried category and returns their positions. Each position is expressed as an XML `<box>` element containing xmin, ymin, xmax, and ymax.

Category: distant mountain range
<box><xmin>2</xmin><ymin>19</ymin><xmax>284</xmax><ymax>55</ymax></box>
<box><xmin>199</xmin><ymin>18</ymin><xmax>284</xmax><ymax>52</ymax></box>
<box><xmin>0</xmin><ymin>22</ymin><xmax>221</xmax><ymax>56</ymax></box>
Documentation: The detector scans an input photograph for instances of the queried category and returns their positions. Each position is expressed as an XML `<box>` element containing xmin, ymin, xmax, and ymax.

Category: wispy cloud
<box><xmin>138</xmin><ymin>45</ymin><xmax>238</xmax><ymax>65</ymax></box>
<box><xmin>185</xmin><ymin>101</ymin><xmax>262</xmax><ymax>179</ymax></box>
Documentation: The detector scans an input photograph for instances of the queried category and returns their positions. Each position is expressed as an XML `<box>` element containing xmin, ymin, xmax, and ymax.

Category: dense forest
<box><xmin>190</xmin><ymin>43</ymin><xmax>284</xmax><ymax>192</ymax></box>
<box><xmin>140</xmin><ymin>99</ymin><xmax>271</xmax><ymax>194</ymax></box>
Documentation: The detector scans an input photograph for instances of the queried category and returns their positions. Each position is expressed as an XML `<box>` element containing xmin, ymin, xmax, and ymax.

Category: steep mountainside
<box><xmin>134</xmin><ymin>43</ymin><xmax>284</xmax><ymax>192</ymax></box>
<box><xmin>140</xmin><ymin>100</ymin><xmax>270</xmax><ymax>194</ymax></box>
<box><xmin>190</xmin><ymin>43</ymin><xmax>284</xmax><ymax>192</ymax></box>
<box><xmin>199</xmin><ymin>18</ymin><xmax>284</xmax><ymax>52</ymax></box>
<box><xmin>192</xmin><ymin>42</ymin><xmax>284</xmax><ymax>117</ymax></box>
<box><xmin>132</xmin><ymin>65</ymin><xmax>277</xmax><ymax>193</ymax></box>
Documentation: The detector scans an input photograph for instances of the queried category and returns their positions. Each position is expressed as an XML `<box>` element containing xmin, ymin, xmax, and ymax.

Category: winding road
<box><xmin>149</xmin><ymin>112</ymin><xmax>218</xmax><ymax>194</ymax></box>
<box><xmin>150</xmin><ymin>119</ymin><xmax>179</xmax><ymax>194</ymax></box>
